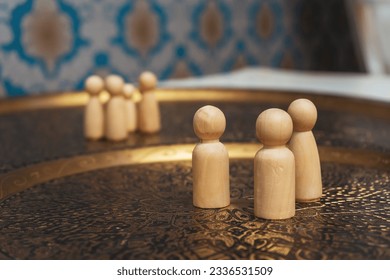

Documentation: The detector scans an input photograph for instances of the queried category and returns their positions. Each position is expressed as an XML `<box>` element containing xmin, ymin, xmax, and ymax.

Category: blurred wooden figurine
<box><xmin>84</xmin><ymin>75</ymin><xmax>104</xmax><ymax>140</ymax></box>
<box><xmin>105</xmin><ymin>75</ymin><xmax>127</xmax><ymax>141</ymax></box>
<box><xmin>254</xmin><ymin>108</ymin><xmax>295</xmax><ymax>219</ymax></box>
<box><xmin>138</xmin><ymin>71</ymin><xmax>161</xmax><ymax>134</ymax></box>
<box><xmin>288</xmin><ymin>99</ymin><xmax>322</xmax><ymax>202</ymax></box>
<box><xmin>192</xmin><ymin>105</ymin><xmax>230</xmax><ymax>208</ymax></box>
<box><xmin>123</xmin><ymin>83</ymin><xmax>138</xmax><ymax>133</ymax></box>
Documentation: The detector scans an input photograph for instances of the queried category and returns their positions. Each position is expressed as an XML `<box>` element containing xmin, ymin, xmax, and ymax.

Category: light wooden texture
<box><xmin>254</xmin><ymin>108</ymin><xmax>295</xmax><ymax>219</ymax></box>
<box><xmin>192</xmin><ymin>105</ymin><xmax>230</xmax><ymax>208</ymax></box>
<box><xmin>123</xmin><ymin>83</ymin><xmax>138</xmax><ymax>133</ymax></box>
<box><xmin>104</xmin><ymin>75</ymin><xmax>127</xmax><ymax>141</ymax></box>
<box><xmin>84</xmin><ymin>75</ymin><xmax>104</xmax><ymax>140</ymax></box>
<box><xmin>138</xmin><ymin>71</ymin><xmax>161</xmax><ymax>134</ymax></box>
<box><xmin>288</xmin><ymin>99</ymin><xmax>322</xmax><ymax>202</ymax></box>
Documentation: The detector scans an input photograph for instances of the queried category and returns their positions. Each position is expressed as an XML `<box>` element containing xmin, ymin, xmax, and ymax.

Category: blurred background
<box><xmin>0</xmin><ymin>0</ymin><xmax>388</xmax><ymax>97</ymax></box>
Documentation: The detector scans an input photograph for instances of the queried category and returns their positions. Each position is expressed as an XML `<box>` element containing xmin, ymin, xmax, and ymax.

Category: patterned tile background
<box><xmin>0</xmin><ymin>0</ymin><xmax>360</xmax><ymax>97</ymax></box>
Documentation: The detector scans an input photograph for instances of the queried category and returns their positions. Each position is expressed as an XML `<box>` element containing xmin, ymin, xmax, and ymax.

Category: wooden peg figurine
<box><xmin>123</xmin><ymin>83</ymin><xmax>138</xmax><ymax>133</ymax></box>
<box><xmin>84</xmin><ymin>75</ymin><xmax>104</xmax><ymax>140</ymax></box>
<box><xmin>287</xmin><ymin>99</ymin><xmax>322</xmax><ymax>202</ymax></box>
<box><xmin>254</xmin><ymin>108</ymin><xmax>295</xmax><ymax>219</ymax></box>
<box><xmin>104</xmin><ymin>75</ymin><xmax>127</xmax><ymax>141</ymax></box>
<box><xmin>192</xmin><ymin>105</ymin><xmax>230</xmax><ymax>209</ymax></box>
<box><xmin>138</xmin><ymin>71</ymin><xmax>161</xmax><ymax>134</ymax></box>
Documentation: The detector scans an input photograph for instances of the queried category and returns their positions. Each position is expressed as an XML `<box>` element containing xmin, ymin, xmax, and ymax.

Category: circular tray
<box><xmin>0</xmin><ymin>89</ymin><xmax>389</xmax><ymax>259</ymax></box>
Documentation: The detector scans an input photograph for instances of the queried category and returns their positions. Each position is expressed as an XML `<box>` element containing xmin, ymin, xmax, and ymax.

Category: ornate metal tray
<box><xmin>0</xmin><ymin>89</ymin><xmax>389</xmax><ymax>259</ymax></box>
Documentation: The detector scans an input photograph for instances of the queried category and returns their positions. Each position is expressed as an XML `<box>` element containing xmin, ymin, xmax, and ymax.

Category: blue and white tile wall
<box><xmin>0</xmin><ymin>0</ymin><xmax>359</xmax><ymax>97</ymax></box>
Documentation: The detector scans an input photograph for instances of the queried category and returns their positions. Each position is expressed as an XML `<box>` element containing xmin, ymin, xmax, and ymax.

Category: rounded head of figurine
<box><xmin>139</xmin><ymin>71</ymin><xmax>157</xmax><ymax>92</ymax></box>
<box><xmin>85</xmin><ymin>75</ymin><xmax>104</xmax><ymax>96</ymax></box>
<box><xmin>287</xmin><ymin>98</ymin><xmax>317</xmax><ymax>132</ymax></box>
<box><xmin>256</xmin><ymin>108</ymin><xmax>293</xmax><ymax>146</ymax></box>
<box><xmin>105</xmin><ymin>75</ymin><xmax>124</xmax><ymax>96</ymax></box>
<box><xmin>193</xmin><ymin>105</ymin><xmax>226</xmax><ymax>141</ymax></box>
<box><xmin>123</xmin><ymin>83</ymin><xmax>135</xmax><ymax>99</ymax></box>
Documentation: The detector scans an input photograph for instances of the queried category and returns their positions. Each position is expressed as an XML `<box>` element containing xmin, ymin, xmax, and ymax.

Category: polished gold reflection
<box><xmin>0</xmin><ymin>89</ymin><xmax>389</xmax><ymax>120</ymax></box>
<box><xmin>0</xmin><ymin>143</ymin><xmax>389</xmax><ymax>201</ymax></box>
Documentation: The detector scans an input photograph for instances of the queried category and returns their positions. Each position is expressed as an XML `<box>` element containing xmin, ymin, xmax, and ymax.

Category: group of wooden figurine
<box><xmin>85</xmin><ymin>72</ymin><xmax>321</xmax><ymax>220</ymax></box>
<box><xmin>84</xmin><ymin>71</ymin><xmax>161</xmax><ymax>141</ymax></box>
<box><xmin>192</xmin><ymin>100</ymin><xmax>322</xmax><ymax>220</ymax></box>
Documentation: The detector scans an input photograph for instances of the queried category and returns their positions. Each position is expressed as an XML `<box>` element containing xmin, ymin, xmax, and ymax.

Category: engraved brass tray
<box><xmin>0</xmin><ymin>89</ymin><xmax>389</xmax><ymax>259</ymax></box>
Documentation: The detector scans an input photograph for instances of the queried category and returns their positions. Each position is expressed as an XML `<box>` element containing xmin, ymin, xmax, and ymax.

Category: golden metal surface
<box><xmin>0</xmin><ymin>92</ymin><xmax>87</xmax><ymax>114</ymax></box>
<box><xmin>0</xmin><ymin>89</ymin><xmax>389</xmax><ymax>120</ymax></box>
<box><xmin>0</xmin><ymin>88</ymin><xmax>388</xmax><ymax>260</ymax></box>
<box><xmin>0</xmin><ymin>143</ymin><xmax>389</xmax><ymax>201</ymax></box>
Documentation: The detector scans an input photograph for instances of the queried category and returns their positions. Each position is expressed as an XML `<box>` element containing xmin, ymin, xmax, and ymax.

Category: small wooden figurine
<box><xmin>192</xmin><ymin>105</ymin><xmax>230</xmax><ymax>208</ymax></box>
<box><xmin>84</xmin><ymin>75</ymin><xmax>104</xmax><ymax>140</ymax></box>
<box><xmin>288</xmin><ymin>99</ymin><xmax>322</xmax><ymax>202</ymax></box>
<box><xmin>254</xmin><ymin>108</ymin><xmax>295</xmax><ymax>219</ymax></box>
<box><xmin>104</xmin><ymin>75</ymin><xmax>127</xmax><ymax>141</ymax></box>
<box><xmin>138</xmin><ymin>71</ymin><xmax>161</xmax><ymax>134</ymax></box>
<box><xmin>123</xmin><ymin>83</ymin><xmax>138</xmax><ymax>133</ymax></box>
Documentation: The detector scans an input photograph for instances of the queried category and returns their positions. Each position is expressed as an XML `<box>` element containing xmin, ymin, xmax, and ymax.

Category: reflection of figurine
<box><xmin>123</xmin><ymin>83</ymin><xmax>138</xmax><ymax>133</ymax></box>
<box><xmin>105</xmin><ymin>75</ymin><xmax>127</xmax><ymax>141</ymax></box>
<box><xmin>138</xmin><ymin>71</ymin><xmax>161</xmax><ymax>134</ymax></box>
<box><xmin>192</xmin><ymin>105</ymin><xmax>230</xmax><ymax>209</ymax></box>
<box><xmin>254</xmin><ymin>108</ymin><xmax>295</xmax><ymax>219</ymax></box>
<box><xmin>84</xmin><ymin>75</ymin><xmax>104</xmax><ymax>141</ymax></box>
<box><xmin>288</xmin><ymin>99</ymin><xmax>322</xmax><ymax>202</ymax></box>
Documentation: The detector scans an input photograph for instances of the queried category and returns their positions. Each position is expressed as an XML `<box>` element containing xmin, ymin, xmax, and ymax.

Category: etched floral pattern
<box><xmin>0</xmin><ymin>161</ymin><xmax>388</xmax><ymax>259</ymax></box>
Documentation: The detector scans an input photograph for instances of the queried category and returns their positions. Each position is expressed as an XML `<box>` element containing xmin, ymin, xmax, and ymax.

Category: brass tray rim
<box><xmin>0</xmin><ymin>143</ymin><xmax>389</xmax><ymax>202</ymax></box>
<box><xmin>0</xmin><ymin>88</ymin><xmax>389</xmax><ymax>120</ymax></box>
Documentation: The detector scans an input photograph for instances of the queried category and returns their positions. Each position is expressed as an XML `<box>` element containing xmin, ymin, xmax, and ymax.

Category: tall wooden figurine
<box><xmin>104</xmin><ymin>75</ymin><xmax>127</xmax><ymax>141</ymax></box>
<box><xmin>138</xmin><ymin>71</ymin><xmax>161</xmax><ymax>134</ymax></box>
<box><xmin>123</xmin><ymin>83</ymin><xmax>138</xmax><ymax>133</ymax></box>
<box><xmin>84</xmin><ymin>75</ymin><xmax>104</xmax><ymax>140</ymax></box>
<box><xmin>254</xmin><ymin>108</ymin><xmax>295</xmax><ymax>219</ymax></box>
<box><xmin>288</xmin><ymin>99</ymin><xmax>322</xmax><ymax>202</ymax></box>
<box><xmin>192</xmin><ymin>105</ymin><xmax>230</xmax><ymax>208</ymax></box>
